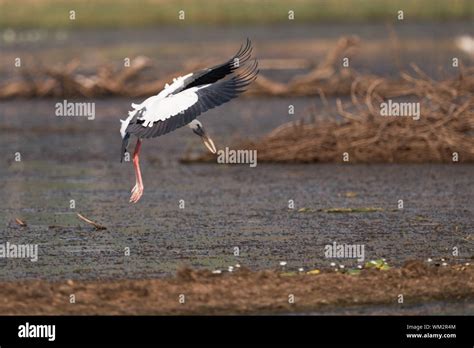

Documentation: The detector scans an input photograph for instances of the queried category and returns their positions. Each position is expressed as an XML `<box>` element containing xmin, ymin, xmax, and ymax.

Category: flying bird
<box><xmin>120</xmin><ymin>39</ymin><xmax>258</xmax><ymax>203</ymax></box>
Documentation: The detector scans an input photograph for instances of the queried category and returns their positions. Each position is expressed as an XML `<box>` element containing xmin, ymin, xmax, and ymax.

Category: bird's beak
<box><xmin>193</xmin><ymin>124</ymin><xmax>217</xmax><ymax>154</ymax></box>
<box><xmin>201</xmin><ymin>133</ymin><xmax>217</xmax><ymax>154</ymax></box>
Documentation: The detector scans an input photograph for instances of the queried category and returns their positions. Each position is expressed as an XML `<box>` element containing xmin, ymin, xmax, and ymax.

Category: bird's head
<box><xmin>189</xmin><ymin>120</ymin><xmax>217</xmax><ymax>154</ymax></box>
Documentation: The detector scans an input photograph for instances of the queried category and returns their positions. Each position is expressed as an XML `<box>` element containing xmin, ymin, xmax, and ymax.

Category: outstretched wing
<box><xmin>131</xmin><ymin>39</ymin><xmax>253</xmax><ymax>107</ymax></box>
<box><xmin>126</xmin><ymin>61</ymin><xmax>258</xmax><ymax>139</ymax></box>
<box><xmin>177</xmin><ymin>38</ymin><xmax>253</xmax><ymax>92</ymax></box>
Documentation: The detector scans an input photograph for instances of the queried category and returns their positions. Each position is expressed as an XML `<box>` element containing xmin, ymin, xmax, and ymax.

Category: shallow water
<box><xmin>0</xmin><ymin>98</ymin><xmax>472</xmax><ymax>281</ymax></box>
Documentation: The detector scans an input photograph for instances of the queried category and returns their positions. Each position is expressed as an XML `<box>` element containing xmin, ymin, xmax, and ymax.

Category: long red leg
<box><xmin>130</xmin><ymin>138</ymin><xmax>144</xmax><ymax>203</ymax></box>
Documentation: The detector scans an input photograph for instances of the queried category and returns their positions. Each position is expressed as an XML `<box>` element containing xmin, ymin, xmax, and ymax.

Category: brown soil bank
<box><xmin>0</xmin><ymin>262</ymin><xmax>472</xmax><ymax>315</ymax></box>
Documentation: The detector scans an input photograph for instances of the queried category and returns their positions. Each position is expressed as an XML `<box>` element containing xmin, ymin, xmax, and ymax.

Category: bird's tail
<box><xmin>121</xmin><ymin>133</ymin><xmax>130</xmax><ymax>163</ymax></box>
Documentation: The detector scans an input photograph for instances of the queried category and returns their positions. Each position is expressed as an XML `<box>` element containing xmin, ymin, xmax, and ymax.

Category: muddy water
<box><xmin>0</xmin><ymin>99</ymin><xmax>472</xmax><ymax>281</ymax></box>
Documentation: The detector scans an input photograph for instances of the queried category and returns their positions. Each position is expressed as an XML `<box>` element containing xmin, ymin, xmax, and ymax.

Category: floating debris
<box><xmin>324</xmin><ymin>207</ymin><xmax>383</xmax><ymax>213</ymax></box>
<box><xmin>306</xmin><ymin>269</ymin><xmax>320</xmax><ymax>275</ymax></box>
<box><xmin>76</xmin><ymin>213</ymin><xmax>107</xmax><ymax>230</ymax></box>
<box><xmin>280</xmin><ymin>272</ymin><xmax>297</xmax><ymax>277</ymax></box>
<box><xmin>283</xmin><ymin>206</ymin><xmax>380</xmax><ymax>214</ymax></box>
<box><xmin>297</xmin><ymin>207</ymin><xmax>314</xmax><ymax>213</ymax></box>
<box><xmin>14</xmin><ymin>218</ymin><xmax>27</xmax><ymax>227</ymax></box>
<box><xmin>346</xmin><ymin>269</ymin><xmax>361</xmax><ymax>275</ymax></box>
<box><xmin>365</xmin><ymin>258</ymin><xmax>391</xmax><ymax>271</ymax></box>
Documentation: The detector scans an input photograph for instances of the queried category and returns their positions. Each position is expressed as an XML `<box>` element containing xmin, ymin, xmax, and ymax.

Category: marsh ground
<box><xmin>0</xmin><ymin>23</ymin><xmax>472</xmax><ymax>314</ymax></box>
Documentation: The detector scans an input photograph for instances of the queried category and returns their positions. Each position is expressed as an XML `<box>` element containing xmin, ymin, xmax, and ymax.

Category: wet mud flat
<box><xmin>0</xmin><ymin>262</ymin><xmax>472</xmax><ymax>315</ymax></box>
<box><xmin>0</xmin><ymin>99</ymin><xmax>473</xmax><ymax>282</ymax></box>
<box><xmin>1</xmin><ymin>158</ymin><xmax>473</xmax><ymax>281</ymax></box>
<box><xmin>0</xmin><ymin>19</ymin><xmax>473</xmax><ymax>316</ymax></box>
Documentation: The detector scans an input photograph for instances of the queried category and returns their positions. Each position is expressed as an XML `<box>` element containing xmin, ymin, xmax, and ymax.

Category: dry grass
<box><xmin>239</xmin><ymin>69</ymin><xmax>474</xmax><ymax>163</ymax></box>
<box><xmin>182</xmin><ymin>38</ymin><xmax>474</xmax><ymax>164</ymax></box>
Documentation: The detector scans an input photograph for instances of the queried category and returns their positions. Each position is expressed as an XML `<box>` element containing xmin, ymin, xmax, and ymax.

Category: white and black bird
<box><xmin>120</xmin><ymin>39</ymin><xmax>258</xmax><ymax>203</ymax></box>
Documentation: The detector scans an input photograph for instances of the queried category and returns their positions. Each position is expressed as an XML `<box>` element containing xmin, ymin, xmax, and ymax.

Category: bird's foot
<box><xmin>130</xmin><ymin>183</ymin><xmax>144</xmax><ymax>203</ymax></box>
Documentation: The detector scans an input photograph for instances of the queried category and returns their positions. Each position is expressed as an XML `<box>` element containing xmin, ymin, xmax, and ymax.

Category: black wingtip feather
<box><xmin>231</xmin><ymin>38</ymin><xmax>253</xmax><ymax>70</ymax></box>
<box><xmin>120</xmin><ymin>133</ymin><xmax>130</xmax><ymax>162</ymax></box>
<box><xmin>126</xmin><ymin>38</ymin><xmax>258</xmax><ymax>140</ymax></box>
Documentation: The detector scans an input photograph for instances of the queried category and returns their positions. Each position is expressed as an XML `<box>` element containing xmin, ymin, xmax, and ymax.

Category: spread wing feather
<box><xmin>172</xmin><ymin>38</ymin><xmax>253</xmax><ymax>95</ymax></box>
<box><xmin>126</xmin><ymin>61</ymin><xmax>258</xmax><ymax>139</ymax></box>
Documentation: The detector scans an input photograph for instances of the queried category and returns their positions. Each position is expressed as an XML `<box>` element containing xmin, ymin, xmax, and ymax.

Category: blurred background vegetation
<box><xmin>1</xmin><ymin>0</ymin><xmax>473</xmax><ymax>28</ymax></box>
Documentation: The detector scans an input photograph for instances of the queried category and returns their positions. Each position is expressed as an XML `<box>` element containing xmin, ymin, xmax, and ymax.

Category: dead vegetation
<box><xmin>76</xmin><ymin>213</ymin><xmax>107</xmax><ymax>230</ymax></box>
<box><xmin>182</xmin><ymin>39</ymin><xmax>474</xmax><ymax>163</ymax></box>
<box><xmin>232</xmin><ymin>67</ymin><xmax>474</xmax><ymax>163</ymax></box>
<box><xmin>1</xmin><ymin>56</ymin><xmax>161</xmax><ymax>99</ymax></box>
<box><xmin>0</xmin><ymin>36</ymin><xmax>428</xmax><ymax>99</ymax></box>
